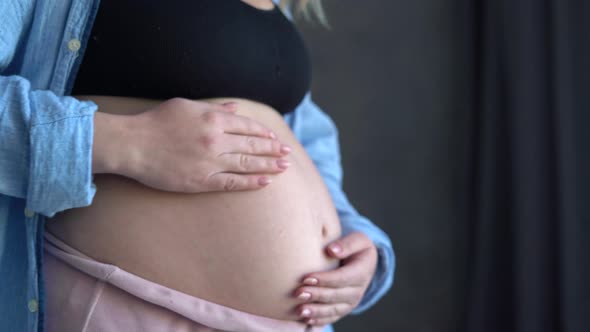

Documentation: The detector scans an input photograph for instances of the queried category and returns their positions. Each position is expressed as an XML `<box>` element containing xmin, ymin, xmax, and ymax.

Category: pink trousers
<box><xmin>43</xmin><ymin>232</ymin><xmax>321</xmax><ymax>332</ymax></box>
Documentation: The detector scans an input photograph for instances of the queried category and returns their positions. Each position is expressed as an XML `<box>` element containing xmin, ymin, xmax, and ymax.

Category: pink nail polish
<box><xmin>277</xmin><ymin>159</ymin><xmax>290</xmax><ymax>169</ymax></box>
<box><xmin>297</xmin><ymin>292</ymin><xmax>311</xmax><ymax>300</ymax></box>
<box><xmin>280</xmin><ymin>145</ymin><xmax>292</xmax><ymax>154</ymax></box>
<box><xmin>300</xmin><ymin>308</ymin><xmax>311</xmax><ymax>317</ymax></box>
<box><xmin>258</xmin><ymin>177</ymin><xmax>272</xmax><ymax>186</ymax></box>
<box><xmin>303</xmin><ymin>277</ymin><xmax>318</xmax><ymax>285</ymax></box>
<box><xmin>330</xmin><ymin>244</ymin><xmax>342</xmax><ymax>254</ymax></box>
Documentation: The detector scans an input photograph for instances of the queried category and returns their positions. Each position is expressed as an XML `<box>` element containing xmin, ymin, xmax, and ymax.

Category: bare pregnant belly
<box><xmin>45</xmin><ymin>96</ymin><xmax>342</xmax><ymax>321</ymax></box>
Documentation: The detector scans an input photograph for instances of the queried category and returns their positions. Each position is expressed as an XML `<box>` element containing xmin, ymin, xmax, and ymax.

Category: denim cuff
<box><xmin>26</xmin><ymin>98</ymin><xmax>97</xmax><ymax>217</ymax></box>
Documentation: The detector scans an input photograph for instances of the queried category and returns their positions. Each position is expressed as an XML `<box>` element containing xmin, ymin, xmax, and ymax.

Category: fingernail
<box><xmin>303</xmin><ymin>277</ymin><xmax>318</xmax><ymax>285</ymax></box>
<box><xmin>222</xmin><ymin>102</ymin><xmax>237</xmax><ymax>110</ymax></box>
<box><xmin>269</xmin><ymin>132</ymin><xmax>277</xmax><ymax>139</ymax></box>
<box><xmin>280</xmin><ymin>145</ymin><xmax>292</xmax><ymax>154</ymax></box>
<box><xmin>277</xmin><ymin>159</ymin><xmax>290</xmax><ymax>169</ymax></box>
<box><xmin>300</xmin><ymin>308</ymin><xmax>311</xmax><ymax>317</ymax></box>
<box><xmin>307</xmin><ymin>318</ymin><xmax>316</xmax><ymax>325</ymax></box>
<box><xmin>329</xmin><ymin>244</ymin><xmax>342</xmax><ymax>255</ymax></box>
<box><xmin>297</xmin><ymin>292</ymin><xmax>311</xmax><ymax>300</ymax></box>
<box><xmin>258</xmin><ymin>177</ymin><xmax>272</xmax><ymax>186</ymax></box>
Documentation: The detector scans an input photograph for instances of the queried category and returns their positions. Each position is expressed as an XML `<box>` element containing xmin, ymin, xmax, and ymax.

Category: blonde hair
<box><xmin>279</xmin><ymin>0</ymin><xmax>328</xmax><ymax>26</ymax></box>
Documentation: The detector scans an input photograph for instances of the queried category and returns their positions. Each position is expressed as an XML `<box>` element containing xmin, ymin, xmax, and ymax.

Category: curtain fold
<box><xmin>464</xmin><ymin>0</ymin><xmax>590</xmax><ymax>331</ymax></box>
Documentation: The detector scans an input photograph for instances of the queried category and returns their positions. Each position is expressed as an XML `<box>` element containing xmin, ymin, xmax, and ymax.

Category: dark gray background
<box><xmin>297</xmin><ymin>1</ymin><xmax>467</xmax><ymax>331</ymax></box>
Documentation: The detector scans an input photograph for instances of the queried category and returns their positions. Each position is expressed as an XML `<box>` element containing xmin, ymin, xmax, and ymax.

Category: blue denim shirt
<box><xmin>0</xmin><ymin>1</ymin><xmax>395</xmax><ymax>331</ymax></box>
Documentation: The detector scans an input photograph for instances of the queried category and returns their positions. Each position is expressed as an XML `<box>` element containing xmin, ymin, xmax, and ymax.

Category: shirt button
<box><xmin>28</xmin><ymin>299</ymin><xmax>38</xmax><ymax>313</ymax></box>
<box><xmin>24</xmin><ymin>208</ymin><xmax>36</xmax><ymax>218</ymax></box>
<box><xmin>68</xmin><ymin>38</ymin><xmax>81</xmax><ymax>52</ymax></box>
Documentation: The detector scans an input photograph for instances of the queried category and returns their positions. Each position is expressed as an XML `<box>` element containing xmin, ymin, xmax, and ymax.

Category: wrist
<box><xmin>92</xmin><ymin>111</ymin><xmax>137</xmax><ymax>175</ymax></box>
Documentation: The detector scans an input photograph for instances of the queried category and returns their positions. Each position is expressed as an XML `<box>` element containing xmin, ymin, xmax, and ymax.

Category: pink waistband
<box><xmin>43</xmin><ymin>232</ymin><xmax>320</xmax><ymax>332</ymax></box>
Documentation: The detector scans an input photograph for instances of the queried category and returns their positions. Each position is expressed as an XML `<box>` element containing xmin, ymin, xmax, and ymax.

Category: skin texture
<box><xmin>85</xmin><ymin>95</ymin><xmax>378</xmax><ymax>327</ymax></box>
<box><xmin>49</xmin><ymin>96</ymin><xmax>344</xmax><ymax>322</ymax></box>
<box><xmin>83</xmin><ymin>1</ymin><xmax>379</xmax><ymax>326</ymax></box>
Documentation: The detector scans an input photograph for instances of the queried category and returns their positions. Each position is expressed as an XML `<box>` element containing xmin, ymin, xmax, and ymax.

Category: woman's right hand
<box><xmin>93</xmin><ymin>97</ymin><xmax>291</xmax><ymax>193</ymax></box>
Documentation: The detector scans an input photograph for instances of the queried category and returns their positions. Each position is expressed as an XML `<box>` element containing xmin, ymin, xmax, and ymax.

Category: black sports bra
<box><xmin>72</xmin><ymin>0</ymin><xmax>311</xmax><ymax>114</ymax></box>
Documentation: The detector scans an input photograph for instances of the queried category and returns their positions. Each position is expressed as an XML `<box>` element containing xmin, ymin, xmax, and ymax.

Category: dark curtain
<box><xmin>465</xmin><ymin>1</ymin><xmax>590</xmax><ymax>331</ymax></box>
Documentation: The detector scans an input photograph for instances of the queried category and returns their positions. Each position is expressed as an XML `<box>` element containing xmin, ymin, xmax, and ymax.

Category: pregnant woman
<box><xmin>0</xmin><ymin>1</ymin><xmax>394</xmax><ymax>331</ymax></box>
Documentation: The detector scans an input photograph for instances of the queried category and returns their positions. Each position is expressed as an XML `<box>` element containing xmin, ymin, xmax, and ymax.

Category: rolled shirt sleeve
<box><xmin>0</xmin><ymin>75</ymin><xmax>98</xmax><ymax>217</ymax></box>
<box><xmin>284</xmin><ymin>93</ymin><xmax>395</xmax><ymax>314</ymax></box>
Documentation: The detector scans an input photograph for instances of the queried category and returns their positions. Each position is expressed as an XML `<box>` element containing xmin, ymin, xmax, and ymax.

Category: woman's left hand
<box><xmin>293</xmin><ymin>232</ymin><xmax>378</xmax><ymax>326</ymax></box>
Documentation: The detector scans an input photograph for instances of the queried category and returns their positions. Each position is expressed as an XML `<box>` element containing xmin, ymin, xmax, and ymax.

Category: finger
<box><xmin>206</xmin><ymin>173</ymin><xmax>272</xmax><ymax>191</ymax></box>
<box><xmin>298</xmin><ymin>303</ymin><xmax>353</xmax><ymax>320</ymax></box>
<box><xmin>220</xmin><ymin>101</ymin><xmax>238</xmax><ymax>113</ymax></box>
<box><xmin>220</xmin><ymin>154</ymin><xmax>289</xmax><ymax>174</ymax></box>
<box><xmin>305</xmin><ymin>316</ymin><xmax>341</xmax><ymax>327</ymax></box>
<box><xmin>325</xmin><ymin>231</ymin><xmax>373</xmax><ymax>259</ymax></box>
<box><xmin>222</xmin><ymin>135</ymin><xmax>290</xmax><ymax>157</ymax></box>
<box><xmin>302</xmin><ymin>250</ymin><xmax>373</xmax><ymax>287</ymax></box>
<box><xmin>217</xmin><ymin>112</ymin><xmax>277</xmax><ymax>139</ymax></box>
<box><xmin>294</xmin><ymin>286</ymin><xmax>359</xmax><ymax>304</ymax></box>
<box><xmin>193</xmin><ymin>100</ymin><xmax>237</xmax><ymax>114</ymax></box>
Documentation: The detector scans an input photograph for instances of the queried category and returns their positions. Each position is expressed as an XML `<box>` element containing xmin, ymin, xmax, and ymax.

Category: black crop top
<box><xmin>72</xmin><ymin>0</ymin><xmax>312</xmax><ymax>114</ymax></box>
